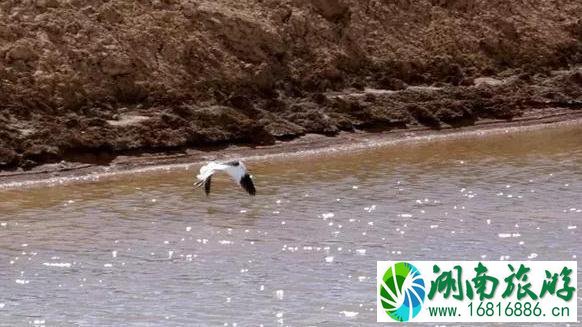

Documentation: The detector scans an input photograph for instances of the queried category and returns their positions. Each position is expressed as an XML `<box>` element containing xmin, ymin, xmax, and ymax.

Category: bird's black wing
<box><xmin>204</xmin><ymin>176</ymin><xmax>212</xmax><ymax>195</ymax></box>
<box><xmin>239</xmin><ymin>174</ymin><xmax>256</xmax><ymax>196</ymax></box>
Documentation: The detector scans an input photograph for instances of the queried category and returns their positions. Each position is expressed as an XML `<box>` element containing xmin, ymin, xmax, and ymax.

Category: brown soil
<box><xmin>0</xmin><ymin>0</ymin><xmax>581</xmax><ymax>170</ymax></box>
<box><xmin>1</xmin><ymin>111</ymin><xmax>581</xmax><ymax>189</ymax></box>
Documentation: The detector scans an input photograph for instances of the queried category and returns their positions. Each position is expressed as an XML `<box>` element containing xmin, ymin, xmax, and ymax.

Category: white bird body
<box><xmin>194</xmin><ymin>160</ymin><xmax>256</xmax><ymax>196</ymax></box>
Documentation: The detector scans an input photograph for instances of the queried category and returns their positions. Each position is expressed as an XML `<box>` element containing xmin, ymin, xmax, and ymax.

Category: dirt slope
<box><xmin>0</xmin><ymin>0</ymin><xmax>581</xmax><ymax>169</ymax></box>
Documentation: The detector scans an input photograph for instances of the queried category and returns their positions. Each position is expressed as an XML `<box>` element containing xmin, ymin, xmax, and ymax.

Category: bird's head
<box><xmin>225</xmin><ymin>160</ymin><xmax>240</xmax><ymax>167</ymax></box>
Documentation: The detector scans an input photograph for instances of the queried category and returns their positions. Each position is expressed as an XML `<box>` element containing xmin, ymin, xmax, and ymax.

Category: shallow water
<box><xmin>0</xmin><ymin>124</ymin><xmax>581</xmax><ymax>326</ymax></box>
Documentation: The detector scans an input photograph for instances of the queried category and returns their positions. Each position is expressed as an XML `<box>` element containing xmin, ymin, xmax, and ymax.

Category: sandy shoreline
<box><xmin>1</xmin><ymin>108</ymin><xmax>580</xmax><ymax>191</ymax></box>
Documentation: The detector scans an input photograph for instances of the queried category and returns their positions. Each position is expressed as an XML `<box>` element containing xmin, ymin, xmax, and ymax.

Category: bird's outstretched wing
<box><xmin>204</xmin><ymin>176</ymin><xmax>212</xmax><ymax>195</ymax></box>
<box><xmin>223</xmin><ymin>161</ymin><xmax>256</xmax><ymax>196</ymax></box>
<box><xmin>239</xmin><ymin>174</ymin><xmax>256</xmax><ymax>196</ymax></box>
<box><xmin>194</xmin><ymin>162</ymin><xmax>225</xmax><ymax>195</ymax></box>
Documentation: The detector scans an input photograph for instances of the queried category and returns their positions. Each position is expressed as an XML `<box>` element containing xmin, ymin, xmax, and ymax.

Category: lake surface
<box><xmin>0</xmin><ymin>124</ymin><xmax>580</xmax><ymax>326</ymax></box>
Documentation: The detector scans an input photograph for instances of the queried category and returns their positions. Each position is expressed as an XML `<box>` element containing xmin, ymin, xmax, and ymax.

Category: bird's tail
<box><xmin>193</xmin><ymin>179</ymin><xmax>205</xmax><ymax>189</ymax></box>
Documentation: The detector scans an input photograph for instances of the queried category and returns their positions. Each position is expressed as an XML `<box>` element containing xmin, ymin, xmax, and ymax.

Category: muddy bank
<box><xmin>1</xmin><ymin>112</ymin><xmax>581</xmax><ymax>190</ymax></box>
<box><xmin>0</xmin><ymin>1</ymin><xmax>581</xmax><ymax>170</ymax></box>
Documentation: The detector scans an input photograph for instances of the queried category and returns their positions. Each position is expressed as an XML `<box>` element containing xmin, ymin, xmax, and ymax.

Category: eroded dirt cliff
<box><xmin>0</xmin><ymin>0</ymin><xmax>581</xmax><ymax>169</ymax></box>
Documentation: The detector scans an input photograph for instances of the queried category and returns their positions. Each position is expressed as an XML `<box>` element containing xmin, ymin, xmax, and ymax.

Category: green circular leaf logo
<box><xmin>379</xmin><ymin>262</ymin><xmax>426</xmax><ymax>322</ymax></box>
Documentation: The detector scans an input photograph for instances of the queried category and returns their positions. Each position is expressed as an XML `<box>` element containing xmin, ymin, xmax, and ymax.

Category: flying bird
<box><xmin>194</xmin><ymin>160</ymin><xmax>256</xmax><ymax>196</ymax></box>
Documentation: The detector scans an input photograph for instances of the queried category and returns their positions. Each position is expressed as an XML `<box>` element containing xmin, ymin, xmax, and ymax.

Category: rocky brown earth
<box><xmin>0</xmin><ymin>0</ymin><xmax>581</xmax><ymax>170</ymax></box>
